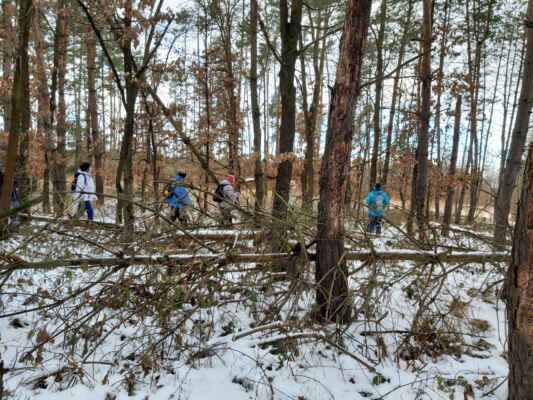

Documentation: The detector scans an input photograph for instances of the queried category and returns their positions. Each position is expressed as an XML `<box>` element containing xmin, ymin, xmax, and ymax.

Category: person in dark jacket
<box><xmin>164</xmin><ymin>171</ymin><xmax>192</xmax><ymax>223</ymax></box>
<box><xmin>366</xmin><ymin>182</ymin><xmax>389</xmax><ymax>235</ymax></box>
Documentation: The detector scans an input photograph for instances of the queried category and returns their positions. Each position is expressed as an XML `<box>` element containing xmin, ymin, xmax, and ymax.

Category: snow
<box><xmin>0</xmin><ymin>219</ymin><xmax>510</xmax><ymax>400</ymax></box>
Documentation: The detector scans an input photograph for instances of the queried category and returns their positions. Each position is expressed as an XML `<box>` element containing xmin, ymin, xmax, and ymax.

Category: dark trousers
<box><xmin>368</xmin><ymin>215</ymin><xmax>382</xmax><ymax>234</ymax></box>
<box><xmin>75</xmin><ymin>200</ymin><xmax>94</xmax><ymax>221</ymax></box>
<box><xmin>171</xmin><ymin>207</ymin><xmax>187</xmax><ymax>223</ymax></box>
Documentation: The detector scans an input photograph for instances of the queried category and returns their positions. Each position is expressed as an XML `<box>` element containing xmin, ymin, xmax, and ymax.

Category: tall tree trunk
<box><xmin>51</xmin><ymin>0</ymin><xmax>68</xmax><ymax>216</ymax></box>
<box><xmin>413</xmin><ymin>0</ymin><xmax>432</xmax><ymax>238</ymax></box>
<box><xmin>466</xmin><ymin>0</ymin><xmax>494</xmax><ymax>223</ymax></box>
<box><xmin>202</xmin><ymin>14</ymin><xmax>211</xmax><ymax>213</ymax></box>
<box><xmin>116</xmin><ymin>0</ymin><xmax>138</xmax><ymax>240</ymax></box>
<box><xmin>442</xmin><ymin>96</ymin><xmax>461</xmax><ymax>235</ymax></box>
<box><xmin>494</xmin><ymin>0</ymin><xmax>533</xmax><ymax>246</ymax></box>
<box><xmin>316</xmin><ymin>0</ymin><xmax>372</xmax><ymax>323</ymax></box>
<box><xmin>498</xmin><ymin>35</ymin><xmax>520</xmax><ymax>186</ymax></box>
<box><xmin>0</xmin><ymin>0</ymin><xmax>32</xmax><ymax>224</ymax></box>
<box><xmin>1</xmin><ymin>0</ymin><xmax>13</xmax><ymax>132</ymax></box>
<box><xmin>433</xmin><ymin>0</ymin><xmax>450</xmax><ymax>220</ymax></box>
<box><xmin>250</xmin><ymin>0</ymin><xmax>265</xmax><ymax>214</ymax></box>
<box><xmin>300</xmin><ymin>9</ymin><xmax>329</xmax><ymax>210</ymax></box>
<box><xmin>87</xmin><ymin>0</ymin><xmax>104</xmax><ymax>204</ymax></box>
<box><xmin>32</xmin><ymin>3</ymin><xmax>53</xmax><ymax>214</ymax></box>
<box><xmin>506</xmin><ymin>141</ymin><xmax>533</xmax><ymax>399</ymax></box>
<box><xmin>221</xmin><ymin>27</ymin><xmax>241</xmax><ymax>187</ymax></box>
<box><xmin>272</xmin><ymin>0</ymin><xmax>304</xmax><ymax>220</ymax></box>
<box><xmin>382</xmin><ymin>0</ymin><xmax>413</xmax><ymax>186</ymax></box>
<box><xmin>369</xmin><ymin>0</ymin><xmax>386</xmax><ymax>188</ymax></box>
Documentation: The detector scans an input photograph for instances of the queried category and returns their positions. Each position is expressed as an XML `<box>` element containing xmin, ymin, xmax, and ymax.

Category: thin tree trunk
<box><xmin>443</xmin><ymin>96</ymin><xmax>461</xmax><ymax>235</ymax></box>
<box><xmin>316</xmin><ymin>0</ymin><xmax>372</xmax><ymax>323</ymax></box>
<box><xmin>382</xmin><ymin>0</ymin><xmax>412</xmax><ymax>186</ymax></box>
<box><xmin>369</xmin><ymin>0</ymin><xmax>386</xmax><ymax>188</ymax></box>
<box><xmin>51</xmin><ymin>0</ymin><xmax>68</xmax><ymax>216</ymax></box>
<box><xmin>32</xmin><ymin>4</ymin><xmax>52</xmax><ymax>214</ymax></box>
<box><xmin>116</xmin><ymin>0</ymin><xmax>138</xmax><ymax>240</ymax></box>
<box><xmin>433</xmin><ymin>0</ymin><xmax>450</xmax><ymax>220</ymax></box>
<box><xmin>203</xmin><ymin>14</ymin><xmax>211</xmax><ymax>213</ymax></box>
<box><xmin>250</xmin><ymin>0</ymin><xmax>265</xmax><ymax>214</ymax></box>
<box><xmin>494</xmin><ymin>0</ymin><xmax>533</xmax><ymax>246</ymax></box>
<box><xmin>300</xmin><ymin>10</ymin><xmax>328</xmax><ymax>210</ymax></box>
<box><xmin>87</xmin><ymin>0</ymin><xmax>103</xmax><ymax>204</ymax></box>
<box><xmin>222</xmin><ymin>26</ymin><xmax>241</xmax><ymax>187</ymax></box>
<box><xmin>1</xmin><ymin>0</ymin><xmax>13</xmax><ymax>132</ymax></box>
<box><xmin>414</xmin><ymin>0</ymin><xmax>432</xmax><ymax>238</ymax></box>
<box><xmin>466</xmin><ymin>0</ymin><xmax>494</xmax><ymax>223</ymax></box>
<box><xmin>455</xmin><ymin>157</ymin><xmax>470</xmax><ymax>225</ymax></box>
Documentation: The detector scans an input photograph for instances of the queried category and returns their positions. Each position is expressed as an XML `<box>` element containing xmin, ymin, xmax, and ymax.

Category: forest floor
<box><xmin>0</xmin><ymin>206</ymin><xmax>510</xmax><ymax>400</ymax></box>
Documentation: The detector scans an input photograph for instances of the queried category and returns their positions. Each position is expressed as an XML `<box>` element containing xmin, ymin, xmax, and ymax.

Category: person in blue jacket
<box><xmin>165</xmin><ymin>171</ymin><xmax>192</xmax><ymax>223</ymax></box>
<box><xmin>366</xmin><ymin>182</ymin><xmax>389</xmax><ymax>235</ymax></box>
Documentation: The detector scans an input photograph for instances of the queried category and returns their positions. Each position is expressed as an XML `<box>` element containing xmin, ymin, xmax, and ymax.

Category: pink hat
<box><xmin>227</xmin><ymin>174</ymin><xmax>235</xmax><ymax>185</ymax></box>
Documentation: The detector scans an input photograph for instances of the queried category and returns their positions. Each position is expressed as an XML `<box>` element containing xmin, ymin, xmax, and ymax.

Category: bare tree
<box><xmin>494</xmin><ymin>0</ymin><xmax>533</xmax><ymax>246</ymax></box>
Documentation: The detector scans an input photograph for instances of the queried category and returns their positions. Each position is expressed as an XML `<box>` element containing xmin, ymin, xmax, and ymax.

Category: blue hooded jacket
<box><xmin>366</xmin><ymin>185</ymin><xmax>389</xmax><ymax>217</ymax></box>
<box><xmin>165</xmin><ymin>174</ymin><xmax>192</xmax><ymax>208</ymax></box>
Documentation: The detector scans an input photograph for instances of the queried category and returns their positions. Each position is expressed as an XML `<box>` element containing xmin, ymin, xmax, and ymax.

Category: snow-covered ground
<box><xmin>0</xmin><ymin>219</ymin><xmax>509</xmax><ymax>399</ymax></box>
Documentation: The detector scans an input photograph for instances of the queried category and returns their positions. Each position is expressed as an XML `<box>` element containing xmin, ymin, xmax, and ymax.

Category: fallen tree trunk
<box><xmin>1</xmin><ymin>250</ymin><xmax>509</xmax><ymax>271</ymax></box>
<box><xmin>18</xmin><ymin>213</ymin><xmax>261</xmax><ymax>240</ymax></box>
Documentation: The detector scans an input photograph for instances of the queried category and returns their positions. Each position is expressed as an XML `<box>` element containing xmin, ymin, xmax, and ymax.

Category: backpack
<box><xmin>71</xmin><ymin>172</ymin><xmax>87</xmax><ymax>192</ymax></box>
<box><xmin>163</xmin><ymin>182</ymin><xmax>176</xmax><ymax>199</ymax></box>
<box><xmin>213</xmin><ymin>183</ymin><xmax>228</xmax><ymax>203</ymax></box>
<box><xmin>374</xmin><ymin>192</ymin><xmax>385</xmax><ymax>213</ymax></box>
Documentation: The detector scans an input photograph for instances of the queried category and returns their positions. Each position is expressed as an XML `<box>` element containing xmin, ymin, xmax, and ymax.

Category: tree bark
<box><xmin>32</xmin><ymin>3</ymin><xmax>53</xmax><ymax>214</ymax></box>
<box><xmin>250</xmin><ymin>0</ymin><xmax>265</xmax><ymax>214</ymax></box>
<box><xmin>0</xmin><ymin>0</ymin><xmax>32</xmax><ymax>224</ymax></box>
<box><xmin>369</xmin><ymin>0</ymin><xmax>386</xmax><ymax>188</ymax></box>
<box><xmin>507</xmin><ymin>141</ymin><xmax>533</xmax><ymax>399</ymax></box>
<box><xmin>300</xmin><ymin>8</ymin><xmax>329</xmax><ymax>210</ymax></box>
<box><xmin>465</xmin><ymin>0</ymin><xmax>494</xmax><ymax>223</ymax></box>
<box><xmin>51</xmin><ymin>0</ymin><xmax>68</xmax><ymax>216</ymax></box>
<box><xmin>87</xmin><ymin>0</ymin><xmax>104</xmax><ymax>204</ymax></box>
<box><xmin>494</xmin><ymin>0</ymin><xmax>533</xmax><ymax>246</ymax></box>
<box><xmin>413</xmin><ymin>0</ymin><xmax>432</xmax><ymax>238</ymax></box>
<box><xmin>272</xmin><ymin>0</ymin><xmax>304</xmax><ymax>220</ymax></box>
<box><xmin>1</xmin><ymin>0</ymin><xmax>13</xmax><ymax>132</ymax></box>
<box><xmin>433</xmin><ymin>0</ymin><xmax>450</xmax><ymax>220</ymax></box>
<box><xmin>115</xmin><ymin>0</ymin><xmax>138</xmax><ymax>240</ymax></box>
<box><xmin>316</xmin><ymin>0</ymin><xmax>372</xmax><ymax>323</ymax></box>
<box><xmin>217</xmin><ymin>7</ymin><xmax>241</xmax><ymax>187</ymax></box>
<box><xmin>442</xmin><ymin>96</ymin><xmax>462</xmax><ymax>235</ymax></box>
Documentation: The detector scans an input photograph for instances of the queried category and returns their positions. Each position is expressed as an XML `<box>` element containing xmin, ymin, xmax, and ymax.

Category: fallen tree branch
<box><xmin>19</xmin><ymin>214</ymin><xmax>261</xmax><ymax>240</ymax></box>
<box><xmin>1</xmin><ymin>250</ymin><xmax>509</xmax><ymax>271</ymax></box>
<box><xmin>0</xmin><ymin>196</ymin><xmax>43</xmax><ymax>221</ymax></box>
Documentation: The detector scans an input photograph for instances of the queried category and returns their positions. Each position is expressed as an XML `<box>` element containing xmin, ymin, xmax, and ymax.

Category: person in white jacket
<box><xmin>73</xmin><ymin>162</ymin><xmax>97</xmax><ymax>221</ymax></box>
<box><xmin>216</xmin><ymin>174</ymin><xmax>240</xmax><ymax>227</ymax></box>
